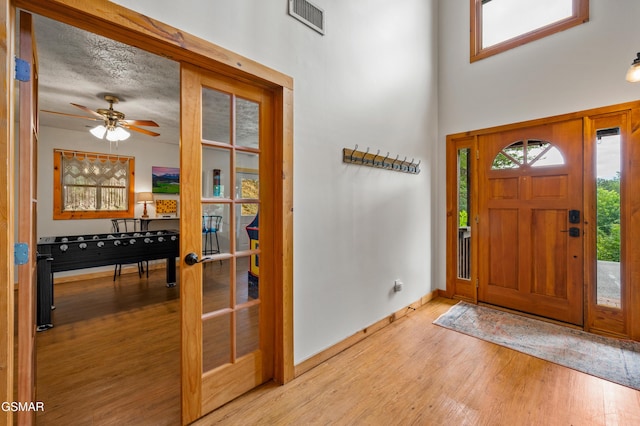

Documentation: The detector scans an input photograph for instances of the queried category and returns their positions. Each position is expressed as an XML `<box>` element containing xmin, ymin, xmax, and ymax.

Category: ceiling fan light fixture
<box><xmin>115</xmin><ymin>126</ymin><xmax>131</xmax><ymax>141</ymax></box>
<box><xmin>106</xmin><ymin>126</ymin><xmax>130</xmax><ymax>142</ymax></box>
<box><xmin>89</xmin><ymin>124</ymin><xmax>107</xmax><ymax>139</ymax></box>
<box><xmin>43</xmin><ymin>95</ymin><xmax>160</xmax><ymax>140</ymax></box>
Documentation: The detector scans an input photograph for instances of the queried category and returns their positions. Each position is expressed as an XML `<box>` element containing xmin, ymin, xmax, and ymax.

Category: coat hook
<box><xmin>392</xmin><ymin>155</ymin><xmax>400</xmax><ymax>169</ymax></box>
<box><xmin>382</xmin><ymin>152</ymin><xmax>390</xmax><ymax>168</ymax></box>
<box><xmin>408</xmin><ymin>158</ymin><xmax>415</xmax><ymax>173</ymax></box>
<box><xmin>362</xmin><ymin>147</ymin><xmax>370</xmax><ymax>164</ymax></box>
<box><xmin>350</xmin><ymin>144</ymin><xmax>358</xmax><ymax>162</ymax></box>
<box><xmin>372</xmin><ymin>149</ymin><xmax>381</xmax><ymax>166</ymax></box>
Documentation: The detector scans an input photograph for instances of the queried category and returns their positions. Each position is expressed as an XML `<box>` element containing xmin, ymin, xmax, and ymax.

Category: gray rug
<box><xmin>433</xmin><ymin>301</ymin><xmax>640</xmax><ymax>390</ymax></box>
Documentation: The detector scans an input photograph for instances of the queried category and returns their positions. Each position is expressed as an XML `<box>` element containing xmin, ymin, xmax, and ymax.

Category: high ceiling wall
<box><xmin>435</xmin><ymin>0</ymin><xmax>640</xmax><ymax>288</ymax></box>
<box><xmin>110</xmin><ymin>0</ymin><xmax>439</xmax><ymax>364</ymax></box>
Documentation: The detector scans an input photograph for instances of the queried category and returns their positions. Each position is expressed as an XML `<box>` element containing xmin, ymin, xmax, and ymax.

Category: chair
<box><xmin>111</xmin><ymin>218</ymin><xmax>147</xmax><ymax>280</ymax></box>
<box><xmin>202</xmin><ymin>215</ymin><xmax>222</xmax><ymax>255</ymax></box>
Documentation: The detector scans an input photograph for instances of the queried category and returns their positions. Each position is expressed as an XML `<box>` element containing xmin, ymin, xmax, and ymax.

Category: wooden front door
<box><xmin>478</xmin><ymin>119</ymin><xmax>584</xmax><ymax>325</ymax></box>
<box><xmin>180</xmin><ymin>63</ymin><xmax>275</xmax><ymax>424</ymax></box>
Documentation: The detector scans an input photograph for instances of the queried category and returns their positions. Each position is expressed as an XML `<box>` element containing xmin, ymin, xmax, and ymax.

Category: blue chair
<box><xmin>202</xmin><ymin>215</ymin><xmax>222</xmax><ymax>255</ymax></box>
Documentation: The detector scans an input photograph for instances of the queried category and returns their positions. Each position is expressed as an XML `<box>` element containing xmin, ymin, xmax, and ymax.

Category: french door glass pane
<box><xmin>203</xmin><ymin>258</ymin><xmax>231</xmax><ymax>314</ymax></box>
<box><xmin>202</xmin><ymin>203</ymin><xmax>230</xmax><ymax>255</ymax></box>
<box><xmin>202</xmin><ymin>313</ymin><xmax>231</xmax><ymax>372</ymax></box>
<box><xmin>235</xmin><ymin>151</ymin><xmax>259</xmax><ymax>199</ymax></box>
<box><xmin>202</xmin><ymin>146</ymin><xmax>231</xmax><ymax>198</ymax></box>
<box><xmin>236</xmin><ymin>97</ymin><xmax>259</xmax><ymax>149</ymax></box>
<box><xmin>202</xmin><ymin>87</ymin><xmax>231</xmax><ymax>143</ymax></box>
<box><xmin>236</xmin><ymin>204</ymin><xmax>259</xmax><ymax>251</ymax></box>
<box><xmin>236</xmin><ymin>305</ymin><xmax>260</xmax><ymax>358</ymax></box>
<box><xmin>236</xmin><ymin>256</ymin><xmax>258</xmax><ymax>304</ymax></box>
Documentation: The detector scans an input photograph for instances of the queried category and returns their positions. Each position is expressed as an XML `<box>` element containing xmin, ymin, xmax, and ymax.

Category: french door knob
<box><xmin>184</xmin><ymin>252</ymin><xmax>217</xmax><ymax>265</ymax></box>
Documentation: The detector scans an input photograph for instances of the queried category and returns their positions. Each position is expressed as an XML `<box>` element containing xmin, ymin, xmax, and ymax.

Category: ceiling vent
<box><xmin>288</xmin><ymin>0</ymin><xmax>325</xmax><ymax>35</ymax></box>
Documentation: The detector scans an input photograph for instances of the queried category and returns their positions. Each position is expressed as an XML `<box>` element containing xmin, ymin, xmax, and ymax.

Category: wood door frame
<box><xmin>445</xmin><ymin>136</ymin><xmax>478</xmax><ymax>302</ymax></box>
<box><xmin>446</xmin><ymin>100</ymin><xmax>640</xmax><ymax>341</ymax></box>
<box><xmin>0</xmin><ymin>1</ymin><xmax>15</xmax><ymax>425</ymax></box>
<box><xmin>16</xmin><ymin>11</ymin><xmax>38</xmax><ymax>425</ymax></box>
<box><xmin>1</xmin><ymin>0</ymin><xmax>294</xmax><ymax>417</ymax></box>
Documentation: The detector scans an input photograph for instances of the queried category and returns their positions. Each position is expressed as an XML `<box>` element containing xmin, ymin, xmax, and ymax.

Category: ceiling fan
<box><xmin>41</xmin><ymin>95</ymin><xmax>160</xmax><ymax>140</ymax></box>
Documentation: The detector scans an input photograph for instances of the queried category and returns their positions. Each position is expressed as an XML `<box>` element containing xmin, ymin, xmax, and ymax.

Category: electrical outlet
<box><xmin>393</xmin><ymin>280</ymin><xmax>403</xmax><ymax>292</ymax></box>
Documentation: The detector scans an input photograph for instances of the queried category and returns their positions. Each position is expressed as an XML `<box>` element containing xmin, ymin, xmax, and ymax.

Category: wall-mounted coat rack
<box><xmin>342</xmin><ymin>145</ymin><xmax>421</xmax><ymax>174</ymax></box>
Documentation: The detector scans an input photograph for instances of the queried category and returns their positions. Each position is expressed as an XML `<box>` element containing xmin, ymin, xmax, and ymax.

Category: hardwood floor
<box><xmin>34</xmin><ymin>269</ymin><xmax>181</xmax><ymax>425</ymax></box>
<box><xmin>33</xmin><ymin>271</ymin><xmax>640</xmax><ymax>425</ymax></box>
<box><xmin>198</xmin><ymin>299</ymin><xmax>640</xmax><ymax>426</ymax></box>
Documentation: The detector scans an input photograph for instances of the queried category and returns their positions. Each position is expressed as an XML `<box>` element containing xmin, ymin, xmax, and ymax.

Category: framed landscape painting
<box><xmin>152</xmin><ymin>166</ymin><xmax>180</xmax><ymax>194</ymax></box>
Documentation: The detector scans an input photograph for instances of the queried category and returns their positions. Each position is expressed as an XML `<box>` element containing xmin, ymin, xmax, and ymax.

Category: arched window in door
<box><xmin>491</xmin><ymin>139</ymin><xmax>565</xmax><ymax>170</ymax></box>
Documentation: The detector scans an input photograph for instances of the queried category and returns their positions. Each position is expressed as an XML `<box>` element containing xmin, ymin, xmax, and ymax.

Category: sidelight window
<box><xmin>595</xmin><ymin>128</ymin><xmax>622</xmax><ymax>308</ymax></box>
<box><xmin>457</xmin><ymin>148</ymin><xmax>471</xmax><ymax>280</ymax></box>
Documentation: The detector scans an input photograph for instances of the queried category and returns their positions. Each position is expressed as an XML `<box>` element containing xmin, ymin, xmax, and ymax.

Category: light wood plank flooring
<box><xmin>32</xmin><ymin>271</ymin><xmax>640</xmax><ymax>425</ymax></box>
<box><xmin>200</xmin><ymin>299</ymin><xmax>640</xmax><ymax>425</ymax></box>
<box><xmin>34</xmin><ymin>269</ymin><xmax>181</xmax><ymax>425</ymax></box>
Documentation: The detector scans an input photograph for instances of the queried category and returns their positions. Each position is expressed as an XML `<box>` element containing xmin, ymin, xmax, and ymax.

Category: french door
<box><xmin>17</xmin><ymin>11</ymin><xmax>39</xmax><ymax>426</ymax></box>
<box><xmin>477</xmin><ymin>120</ymin><xmax>584</xmax><ymax>325</ymax></box>
<box><xmin>180</xmin><ymin>63</ymin><xmax>275</xmax><ymax>424</ymax></box>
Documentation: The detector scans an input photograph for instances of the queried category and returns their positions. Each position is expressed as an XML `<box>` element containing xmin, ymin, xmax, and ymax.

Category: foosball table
<box><xmin>36</xmin><ymin>230</ymin><xmax>179</xmax><ymax>331</ymax></box>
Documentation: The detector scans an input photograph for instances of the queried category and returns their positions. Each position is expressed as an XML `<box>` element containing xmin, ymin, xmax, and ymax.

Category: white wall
<box><xmin>111</xmin><ymin>0</ymin><xmax>439</xmax><ymax>364</ymax></box>
<box><xmin>435</xmin><ymin>0</ymin><xmax>640</xmax><ymax>289</ymax></box>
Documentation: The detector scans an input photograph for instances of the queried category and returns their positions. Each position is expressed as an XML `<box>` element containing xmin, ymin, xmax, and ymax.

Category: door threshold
<box><xmin>477</xmin><ymin>302</ymin><xmax>584</xmax><ymax>331</ymax></box>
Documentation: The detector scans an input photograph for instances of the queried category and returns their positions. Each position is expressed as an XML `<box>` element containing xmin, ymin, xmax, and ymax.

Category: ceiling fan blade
<box><xmin>123</xmin><ymin>124</ymin><xmax>160</xmax><ymax>137</ymax></box>
<box><xmin>40</xmin><ymin>110</ymin><xmax>102</xmax><ymax>121</ymax></box>
<box><xmin>70</xmin><ymin>103</ymin><xmax>106</xmax><ymax>119</ymax></box>
<box><xmin>121</xmin><ymin>119</ymin><xmax>159</xmax><ymax>127</ymax></box>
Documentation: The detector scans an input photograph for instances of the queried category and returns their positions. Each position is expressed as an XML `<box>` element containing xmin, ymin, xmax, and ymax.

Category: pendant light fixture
<box><xmin>625</xmin><ymin>52</ymin><xmax>640</xmax><ymax>82</ymax></box>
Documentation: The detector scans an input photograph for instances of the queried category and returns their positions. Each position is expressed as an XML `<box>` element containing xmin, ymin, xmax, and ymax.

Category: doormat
<box><xmin>433</xmin><ymin>301</ymin><xmax>640</xmax><ymax>391</ymax></box>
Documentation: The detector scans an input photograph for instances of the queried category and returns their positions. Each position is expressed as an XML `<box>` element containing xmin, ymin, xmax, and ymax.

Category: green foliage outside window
<box><xmin>459</xmin><ymin>210</ymin><xmax>468</xmax><ymax>228</ymax></box>
<box><xmin>597</xmin><ymin>174</ymin><xmax>621</xmax><ymax>262</ymax></box>
<box><xmin>458</xmin><ymin>148</ymin><xmax>469</xmax><ymax>227</ymax></box>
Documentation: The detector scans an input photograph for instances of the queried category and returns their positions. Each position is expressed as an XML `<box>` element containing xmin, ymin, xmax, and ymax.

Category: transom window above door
<box><xmin>471</xmin><ymin>0</ymin><xmax>589</xmax><ymax>62</ymax></box>
<box><xmin>491</xmin><ymin>139</ymin><xmax>565</xmax><ymax>170</ymax></box>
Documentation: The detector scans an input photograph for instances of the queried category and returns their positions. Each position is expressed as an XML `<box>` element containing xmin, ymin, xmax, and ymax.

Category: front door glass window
<box><xmin>491</xmin><ymin>140</ymin><xmax>564</xmax><ymax>170</ymax></box>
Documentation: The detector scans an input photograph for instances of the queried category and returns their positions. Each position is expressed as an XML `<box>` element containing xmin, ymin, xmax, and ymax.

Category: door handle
<box><xmin>184</xmin><ymin>252</ymin><xmax>216</xmax><ymax>265</ymax></box>
<box><xmin>560</xmin><ymin>227</ymin><xmax>581</xmax><ymax>237</ymax></box>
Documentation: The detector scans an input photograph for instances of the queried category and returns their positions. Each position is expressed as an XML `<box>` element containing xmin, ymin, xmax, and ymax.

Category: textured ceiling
<box><xmin>34</xmin><ymin>15</ymin><xmax>260</xmax><ymax>149</ymax></box>
<box><xmin>34</xmin><ymin>15</ymin><xmax>180</xmax><ymax>145</ymax></box>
